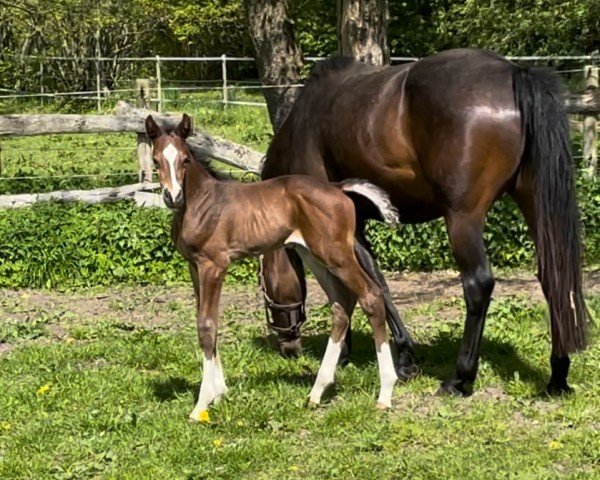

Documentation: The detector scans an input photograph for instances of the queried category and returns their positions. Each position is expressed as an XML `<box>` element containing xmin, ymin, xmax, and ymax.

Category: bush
<box><xmin>0</xmin><ymin>202</ymin><xmax>255</xmax><ymax>289</ymax></box>
<box><xmin>0</xmin><ymin>174</ymin><xmax>598</xmax><ymax>289</ymax></box>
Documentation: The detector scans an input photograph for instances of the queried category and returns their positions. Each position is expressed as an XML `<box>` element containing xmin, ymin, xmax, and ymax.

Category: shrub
<box><xmin>0</xmin><ymin>174</ymin><xmax>598</xmax><ymax>289</ymax></box>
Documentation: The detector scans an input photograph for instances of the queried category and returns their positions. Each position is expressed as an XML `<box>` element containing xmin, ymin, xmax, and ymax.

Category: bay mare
<box><xmin>260</xmin><ymin>48</ymin><xmax>588</xmax><ymax>396</ymax></box>
<box><xmin>145</xmin><ymin>114</ymin><xmax>405</xmax><ymax>419</ymax></box>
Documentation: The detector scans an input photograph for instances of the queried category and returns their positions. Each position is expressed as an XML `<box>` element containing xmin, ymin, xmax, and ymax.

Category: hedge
<box><xmin>0</xmin><ymin>175</ymin><xmax>598</xmax><ymax>289</ymax></box>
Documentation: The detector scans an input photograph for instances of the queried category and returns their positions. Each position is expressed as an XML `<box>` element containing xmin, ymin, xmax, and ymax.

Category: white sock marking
<box><xmin>309</xmin><ymin>337</ymin><xmax>342</xmax><ymax>404</ymax></box>
<box><xmin>376</xmin><ymin>341</ymin><xmax>397</xmax><ymax>407</ymax></box>
<box><xmin>213</xmin><ymin>353</ymin><xmax>228</xmax><ymax>402</ymax></box>
<box><xmin>190</xmin><ymin>355</ymin><xmax>216</xmax><ymax>419</ymax></box>
<box><xmin>162</xmin><ymin>143</ymin><xmax>182</xmax><ymax>200</ymax></box>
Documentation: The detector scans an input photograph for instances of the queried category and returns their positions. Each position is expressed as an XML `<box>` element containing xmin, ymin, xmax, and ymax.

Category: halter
<box><xmin>258</xmin><ymin>255</ymin><xmax>306</xmax><ymax>337</ymax></box>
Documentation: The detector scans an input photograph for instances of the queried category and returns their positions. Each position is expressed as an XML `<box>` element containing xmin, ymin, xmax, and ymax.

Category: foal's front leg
<box><xmin>189</xmin><ymin>260</ymin><xmax>228</xmax><ymax>421</ymax></box>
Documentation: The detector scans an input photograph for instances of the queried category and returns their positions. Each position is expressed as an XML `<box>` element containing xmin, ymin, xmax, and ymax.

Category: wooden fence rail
<box><xmin>0</xmin><ymin>101</ymin><xmax>263</xmax><ymax>208</ymax></box>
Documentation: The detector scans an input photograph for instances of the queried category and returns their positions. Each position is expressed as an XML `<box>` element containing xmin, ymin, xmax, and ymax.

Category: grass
<box><xmin>1</xmin><ymin>285</ymin><xmax>599</xmax><ymax>479</ymax></box>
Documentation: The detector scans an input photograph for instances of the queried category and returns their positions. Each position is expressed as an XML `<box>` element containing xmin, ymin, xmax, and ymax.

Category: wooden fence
<box><xmin>0</xmin><ymin>101</ymin><xmax>263</xmax><ymax>208</ymax></box>
<box><xmin>0</xmin><ymin>64</ymin><xmax>598</xmax><ymax>208</ymax></box>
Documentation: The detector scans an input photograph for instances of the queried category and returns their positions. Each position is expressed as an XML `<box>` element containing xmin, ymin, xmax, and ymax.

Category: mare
<box><xmin>145</xmin><ymin>113</ymin><xmax>405</xmax><ymax>419</ymax></box>
<box><xmin>259</xmin><ymin>48</ymin><xmax>589</xmax><ymax>396</ymax></box>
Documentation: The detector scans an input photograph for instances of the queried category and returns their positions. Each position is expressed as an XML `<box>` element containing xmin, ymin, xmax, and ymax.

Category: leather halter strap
<box><xmin>258</xmin><ymin>255</ymin><xmax>306</xmax><ymax>336</ymax></box>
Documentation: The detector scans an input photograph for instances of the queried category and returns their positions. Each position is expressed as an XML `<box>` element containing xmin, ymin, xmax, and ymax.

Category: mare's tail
<box><xmin>513</xmin><ymin>66</ymin><xmax>588</xmax><ymax>355</ymax></box>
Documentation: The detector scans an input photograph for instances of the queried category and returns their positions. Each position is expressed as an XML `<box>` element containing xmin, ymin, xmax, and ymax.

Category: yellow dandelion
<box><xmin>213</xmin><ymin>438</ymin><xmax>222</xmax><ymax>448</ymax></box>
<box><xmin>549</xmin><ymin>440</ymin><xmax>563</xmax><ymax>450</ymax></box>
<box><xmin>36</xmin><ymin>384</ymin><xmax>51</xmax><ymax>395</ymax></box>
<box><xmin>288</xmin><ymin>466</ymin><xmax>299</xmax><ymax>472</ymax></box>
<box><xmin>0</xmin><ymin>422</ymin><xmax>11</xmax><ymax>431</ymax></box>
<box><xmin>65</xmin><ymin>337</ymin><xmax>75</xmax><ymax>344</ymax></box>
<box><xmin>198</xmin><ymin>410</ymin><xmax>210</xmax><ymax>423</ymax></box>
<box><xmin>236</xmin><ymin>420</ymin><xmax>245</xmax><ymax>427</ymax></box>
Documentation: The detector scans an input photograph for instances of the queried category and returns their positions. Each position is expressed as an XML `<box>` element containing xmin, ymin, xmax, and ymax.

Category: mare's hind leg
<box><xmin>438</xmin><ymin>212</ymin><xmax>495</xmax><ymax>396</ymax></box>
<box><xmin>510</xmin><ymin>179</ymin><xmax>572</xmax><ymax>394</ymax></box>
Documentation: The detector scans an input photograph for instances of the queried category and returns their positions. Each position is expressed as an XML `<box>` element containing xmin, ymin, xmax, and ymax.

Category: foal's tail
<box><xmin>340</xmin><ymin>180</ymin><xmax>413</xmax><ymax>351</ymax></box>
<box><xmin>340</xmin><ymin>180</ymin><xmax>399</xmax><ymax>226</ymax></box>
<box><xmin>513</xmin><ymin>66</ymin><xmax>588</xmax><ymax>356</ymax></box>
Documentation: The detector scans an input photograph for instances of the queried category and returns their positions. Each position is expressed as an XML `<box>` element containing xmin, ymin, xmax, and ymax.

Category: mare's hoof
<box><xmin>545</xmin><ymin>382</ymin><xmax>573</xmax><ymax>396</ymax></box>
<box><xmin>305</xmin><ymin>398</ymin><xmax>319</xmax><ymax>409</ymax></box>
<box><xmin>436</xmin><ymin>382</ymin><xmax>469</xmax><ymax>397</ymax></box>
<box><xmin>396</xmin><ymin>363</ymin><xmax>420</xmax><ymax>382</ymax></box>
<box><xmin>338</xmin><ymin>355</ymin><xmax>350</xmax><ymax>367</ymax></box>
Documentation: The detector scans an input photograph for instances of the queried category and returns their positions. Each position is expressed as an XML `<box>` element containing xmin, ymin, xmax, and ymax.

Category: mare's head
<box><xmin>145</xmin><ymin>114</ymin><xmax>193</xmax><ymax>209</ymax></box>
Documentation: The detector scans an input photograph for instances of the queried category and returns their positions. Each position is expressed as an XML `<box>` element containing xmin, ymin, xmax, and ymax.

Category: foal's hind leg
<box><xmin>295</xmin><ymin>250</ymin><xmax>357</xmax><ymax>404</ymax></box>
<box><xmin>323</xmin><ymin>252</ymin><xmax>397</xmax><ymax>408</ymax></box>
<box><xmin>438</xmin><ymin>212</ymin><xmax>495</xmax><ymax>396</ymax></box>
<box><xmin>354</xmin><ymin>234</ymin><xmax>418</xmax><ymax>381</ymax></box>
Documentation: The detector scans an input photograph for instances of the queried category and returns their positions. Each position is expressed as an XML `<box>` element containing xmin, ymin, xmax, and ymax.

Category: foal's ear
<box><xmin>174</xmin><ymin>113</ymin><xmax>193</xmax><ymax>139</ymax></box>
<box><xmin>145</xmin><ymin>115</ymin><xmax>163</xmax><ymax>141</ymax></box>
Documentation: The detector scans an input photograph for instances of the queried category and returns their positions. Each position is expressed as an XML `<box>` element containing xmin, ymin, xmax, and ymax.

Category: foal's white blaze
<box><xmin>162</xmin><ymin>143</ymin><xmax>182</xmax><ymax>200</ymax></box>
<box><xmin>308</xmin><ymin>337</ymin><xmax>342</xmax><ymax>404</ymax></box>
<box><xmin>189</xmin><ymin>354</ymin><xmax>217</xmax><ymax>420</ymax></box>
<box><xmin>376</xmin><ymin>341</ymin><xmax>397</xmax><ymax>408</ymax></box>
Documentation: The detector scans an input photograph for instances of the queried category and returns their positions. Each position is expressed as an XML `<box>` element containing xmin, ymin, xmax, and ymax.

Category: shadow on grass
<box><xmin>252</xmin><ymin>328</ymin><xmax>548</xmax><ymax>392</ymax></box>
<box><xmin>413</xmin><ymin>331</ymin><xmax>548</xmax><ymax>391</ymax></box>
<box><xmin>151</xmin><ymin>376</ymin><xmax>197</xmax><ymax>402</ymax></box>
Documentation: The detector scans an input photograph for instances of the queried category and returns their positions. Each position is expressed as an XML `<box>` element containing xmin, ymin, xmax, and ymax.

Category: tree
<box><xmin>243</xmin><ymin>0</ymin><xmax>304</xmax><ymax>132</ymax></box>
<box><xmin>337</xmin><ymin>0</ymin><xmax>389</xmax><ymax>65</ymax></box>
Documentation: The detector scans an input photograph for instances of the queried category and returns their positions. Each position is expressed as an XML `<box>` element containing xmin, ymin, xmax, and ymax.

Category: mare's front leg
<box><xmin>189</xmin><ymin>259</ymin><xmax>228</xmax><ymax>421</ymax></box>
<box><xmin>438</xmin><ymin>212</ymin><xmax>495</xmax><ymax>396</ymax></box>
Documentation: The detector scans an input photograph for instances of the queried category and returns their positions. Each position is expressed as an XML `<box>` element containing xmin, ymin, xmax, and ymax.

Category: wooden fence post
<box><xmin>135</xmin><ymin>79</ymin><xmax>150</xmax><ymax>109</ymax></box>
<box><xmin>39</xmin><ymin>62</ymin><xmax>44</xmax><ymax>107</ymax></box>
<box><xmin>584</xmin><ymin>65</ymin><xmax>598</xmax><ymax>177</ymax></box>
<box><xmin>155</xmin><ymin>55</ymin><xmax>162</xmax><ymax>113</ymax></box>
<box><xmin>135</xmin><ymin>78</ymin><xmax>153</xmax><ymax>184</ymax></box>
<box><xmin>221</xmin><ymin>53</ymin><xmax>228</xmax><ymax>108</ymax></box>
<box><xmin>137</xmin><ymin>134</ymin><xmax>153</xmax><ymax>184</ymax></box>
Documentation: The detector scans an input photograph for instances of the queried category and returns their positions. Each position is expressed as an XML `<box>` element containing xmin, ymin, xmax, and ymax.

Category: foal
<box><xmin>146</xmin><ymin>114</ymin><xmax>400</xmax><ymax>420</ymax></box>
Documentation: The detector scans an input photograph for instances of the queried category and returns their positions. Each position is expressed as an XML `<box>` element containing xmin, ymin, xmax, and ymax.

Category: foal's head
<box><xmin>145</xmin><ymin>114</ymin><xmax>193</xmax><ymax>209</ymax></box>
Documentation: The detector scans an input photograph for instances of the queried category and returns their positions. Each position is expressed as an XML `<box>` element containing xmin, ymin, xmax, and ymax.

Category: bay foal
<box><xmin>146</xmin><ymin>114</ymin><xmax>401</xmax><ymax>420</ymax></box>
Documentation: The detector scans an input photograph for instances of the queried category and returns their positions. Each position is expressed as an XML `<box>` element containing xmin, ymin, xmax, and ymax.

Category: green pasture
<box><xmin>0</xmin><ymin>285</ymin><xmax>599</xmax><ymax>479</ymax></box>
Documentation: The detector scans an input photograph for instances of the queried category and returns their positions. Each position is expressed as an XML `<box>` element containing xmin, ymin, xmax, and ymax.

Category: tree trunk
<box><xmin>337</xmin><ymin>0</ymin><xmax>389</xmax><ymax>66</ymax></box>
<box><xmin>244</xmin><ymin>0</ymin><xmax>304</xmax><ymax>132</ymax></box>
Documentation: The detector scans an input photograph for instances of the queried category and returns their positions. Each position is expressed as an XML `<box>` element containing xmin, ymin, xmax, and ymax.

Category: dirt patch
<box><xmin>1</xmin><ymin>270</ymin><xmax>598</xmax><ymax>331</ymax></box>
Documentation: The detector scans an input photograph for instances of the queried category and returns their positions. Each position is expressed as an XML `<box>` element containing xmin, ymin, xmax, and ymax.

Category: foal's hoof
<box><xmin>396</xmin><ymin>363</ymin><xmax>420</xmax><ymax>383</ymax></box>
<box><xmin>545</xmin><ymin>381</ymin><xmax>573</xmax><ymax>396</ymax></box>
<box><xmin>305</xmin><ymin>398</ymin><xmax>320</xmax><ymax>409</ymax></box>
<box><xmin>436</xmin><ymin>382</ymin><xmax>469</xmax><ymax>397</ymax></box>
<box><xmin>188</xmin><ymin>409</ymin><xmax>211</xmax><ymax>423</ymax></box>
<box><xmin>279</xmin><ymin>338</ymin><xmax>302</xmax><ymax>358</ymax></box>
<box><xmin>376</xmin><ymin>402</ymin><xmax>392</xmax><ymax>411</ymax></box>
